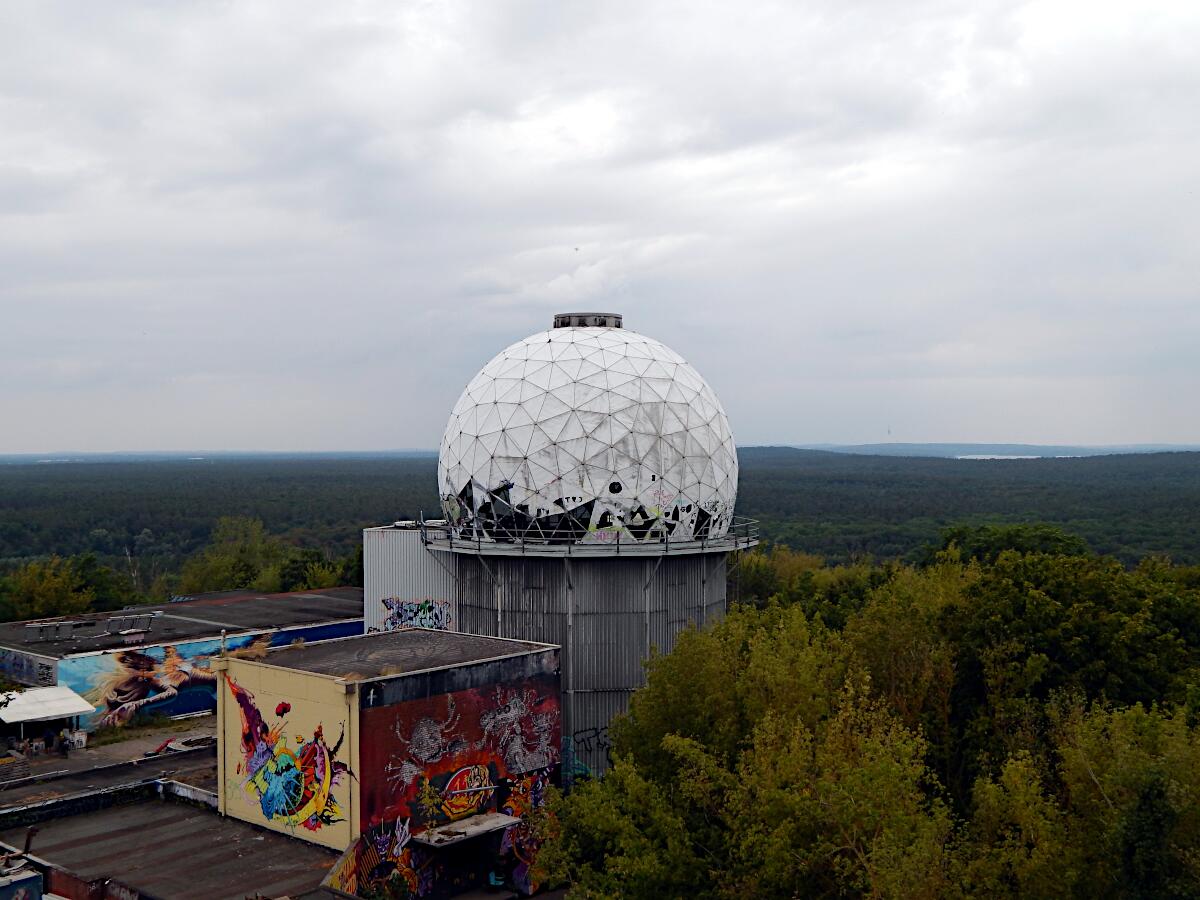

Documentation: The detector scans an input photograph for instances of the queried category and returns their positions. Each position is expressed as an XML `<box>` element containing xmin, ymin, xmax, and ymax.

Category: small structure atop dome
<box><xmin>552</xmin><ymin>312</ymin><xmax>623</xmax><ymax>329</ymax></box>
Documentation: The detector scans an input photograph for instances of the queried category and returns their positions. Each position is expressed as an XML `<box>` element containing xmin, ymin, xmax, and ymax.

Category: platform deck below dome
<box><xmin>419</xmin><ymin>516</ymin><xmax>759</xmax><ymax>557</ymax></box>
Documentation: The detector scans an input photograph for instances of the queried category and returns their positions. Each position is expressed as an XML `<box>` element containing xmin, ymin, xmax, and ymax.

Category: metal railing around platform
<box><xmin>419</xmin><ymin>515</ymin><xmax>760</xmax><ymax>557</ymax></box>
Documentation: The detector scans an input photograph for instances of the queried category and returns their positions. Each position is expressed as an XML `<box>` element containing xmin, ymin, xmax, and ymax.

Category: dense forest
<box><xmin>738</xmin><ymin>447</ymin><xmax>1200</xmax><ymax>564</ymax></box>
<box><xmin>0</xmin><ymin>456</ymin><xmax>437</xmax><ymax>601</ymax></box>
<box><xmin>539</xmin><ymin>534</ymin><xmax>1200</xmax><ymax>898</ymax></box>
<box><xmin>0</xmin><ymin>448</ymin><xmax>1197</xmax><ymax>619</ymax></box>
<box><xmin>4</xmin><ymin>450</ymin><xmax>1200</xmax><ymax>895</ymax></box>
<box><xmin>2</xmin><ymin>448</ymin><xmax>1198</xmax><ymax>570</ymax></box>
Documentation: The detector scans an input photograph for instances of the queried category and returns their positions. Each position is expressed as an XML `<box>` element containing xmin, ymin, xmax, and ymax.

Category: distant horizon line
<box><xmin>3</xmin><ymin>441</ymin><xmax>1200</xmax><ymax>458</ymax></box>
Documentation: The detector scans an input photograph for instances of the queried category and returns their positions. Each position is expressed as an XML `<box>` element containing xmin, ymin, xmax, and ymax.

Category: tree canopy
<box><xmin>0</xmin><ymin>516</ymin><xmax>362</xmax><ymax>620</ymax></box>
<box><xmin>539</xmin><ymin>543</ymin><xmax>1200</xmax><ymax>898</ymax></box>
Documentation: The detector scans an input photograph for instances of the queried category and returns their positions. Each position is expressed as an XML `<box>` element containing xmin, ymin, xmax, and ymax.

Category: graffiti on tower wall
<box><xmin>379</xmin><ymin>596</ymin><xmax>453</xmax><ymax>631</ymax></box>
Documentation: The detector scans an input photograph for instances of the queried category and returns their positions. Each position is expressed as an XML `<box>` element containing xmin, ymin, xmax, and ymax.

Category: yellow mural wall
<box><xmin>216</xmin><ymin>658</ymin><xmax>358</xmax><ymax>852</ymax></box>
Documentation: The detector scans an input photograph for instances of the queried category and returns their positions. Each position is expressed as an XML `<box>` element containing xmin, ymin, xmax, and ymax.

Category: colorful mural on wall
<box><xmin>379</xmin><ymin>596</ymin><xmax>453</xmax><ymax>631</ymax></box>
<box><xmin>498</xmin><ymin>768</ymin><xmax>551</xmax><ymax>895</ymax></box>
<box><xmin>331</xmin><ymin>671</ymin><xmax>560</xmax><ymax>898</ymax></box>
<box><xmin>328</xmin><ymin>815</ymin><xmax>436</xmax><ymax>897</ymax></box>
<box><xmin>58</xmin><ymin>620</ymin><xmax>361</xmax><ymax>730</ymax></box>
<box><xmin>361</xmin><ymin>675</ymin><xmax>559</xmax><ymax>832</ymax></box>
<box><xmin>225</xmin><ymin>674</ymin><xmax>353</xmax><ymax>833</ymax></box>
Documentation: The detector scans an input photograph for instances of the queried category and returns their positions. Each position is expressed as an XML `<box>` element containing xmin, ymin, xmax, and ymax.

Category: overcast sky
<box><xmin>2</xmin><ymin>1</ymin><xmax>1198</xmax><ymax>452</ymax></box>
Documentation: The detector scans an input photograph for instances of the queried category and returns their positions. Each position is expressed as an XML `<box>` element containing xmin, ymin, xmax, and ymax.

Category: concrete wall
<box><xmin>217</xmin><ymin>658</ymin><xmax>357</xmax><ymax>852</ymax></box>
<box><xmin>58</xmin><ymin>618</ymin><xmax>362</xmax><ymax>732</ymax></box>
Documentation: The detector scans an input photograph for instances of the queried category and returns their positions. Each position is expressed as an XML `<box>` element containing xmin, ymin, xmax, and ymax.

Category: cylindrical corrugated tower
<box><xmin>367</xmin><ymin>313</ymin><xmax>757</xmax><ymax>773</ymax></box>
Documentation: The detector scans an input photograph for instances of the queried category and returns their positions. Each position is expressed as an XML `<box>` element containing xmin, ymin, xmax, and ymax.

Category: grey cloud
<box><xmin>1</xmin><ymin>0</ymin><xmax>1198</xmax><ymax>451</ymax></box>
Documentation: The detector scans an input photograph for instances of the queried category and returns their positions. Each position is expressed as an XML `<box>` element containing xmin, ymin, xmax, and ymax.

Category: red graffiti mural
<box><xmin>359</xmin><ymin>673</ymin><xmax>560</xmax><ymax>833</ymax></box>
<box><xmin>333</xmin><ymin>671</ymin><xmax>560</xmax><ymax>897</ymax></box>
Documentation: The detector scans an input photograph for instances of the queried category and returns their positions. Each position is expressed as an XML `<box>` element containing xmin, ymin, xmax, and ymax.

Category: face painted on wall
<box><xmin>90</xmin><ymin>649</ymin><xmax>181</xmax><ymax>726</ymax></box>
<box><xmin>67</xmin><ymin>621</ymin><xmax>362</xmax><ymax>730</ymax></box>
<box><xmin>440</xmin><ymin>764</ymin><xmax>494</xmax><ymax>820</ymax></box>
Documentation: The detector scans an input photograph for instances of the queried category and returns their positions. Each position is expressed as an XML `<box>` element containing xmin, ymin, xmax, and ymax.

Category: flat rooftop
<box><xmin>259</xmin><ymin>628</ymin><xmax>557</xmax><ymax>680</ymax></box>
<box><xmin>0</xmin><ymin>797</ymin><xmax>339</xmax><ymax>900</ymax></box>
<box><xmin>0</xmin><ymin>587</ymin><xmax>363</xmax><ymax>658</ymax></box>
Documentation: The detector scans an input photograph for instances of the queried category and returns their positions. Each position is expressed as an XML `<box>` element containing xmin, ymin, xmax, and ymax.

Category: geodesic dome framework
<box><xmin>437</xmin><ymin>317</ymin><xmax>738</xmax><ymax>545</ymax></box>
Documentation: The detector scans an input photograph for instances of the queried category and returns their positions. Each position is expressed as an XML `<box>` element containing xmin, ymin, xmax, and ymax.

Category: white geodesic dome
<box><xmin>438</xmin><ymin>316</ymin><xmax>738</xmax><ymax>544</ymax></box>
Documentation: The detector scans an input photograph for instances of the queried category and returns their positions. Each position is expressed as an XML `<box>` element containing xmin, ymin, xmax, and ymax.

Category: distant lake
<box><xmin>956</xmin><ymin>454</ymin><xmax>1040</xmax><ymax>460</ymax></box>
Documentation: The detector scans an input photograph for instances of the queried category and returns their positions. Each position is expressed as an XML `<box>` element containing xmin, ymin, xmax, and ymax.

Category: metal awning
<box><xmin>410</xmin><ymin>812</ymin><xmax>522</xmax><ymax>848</ymax></box>
<box><xmin>0</xmin><ymin>686</ymin><xmax>95</xmax><ymax>724</ymax></box>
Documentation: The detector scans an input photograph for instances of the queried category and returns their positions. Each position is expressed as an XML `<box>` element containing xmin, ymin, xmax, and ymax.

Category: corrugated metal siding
<box><xmin>569</xmin><ymin>688</ymin><xmax>632</xmax><ymax>773</ymax></box>
<box><xmin>456</xmin><ymin>556</ymin><xmax>496</xmax><ymax>637</ymax></box>
<box><xmin>453</xmin><ymin>552</ymin><xmax>730</xmax><ymax>773</ymax></box>
<box><xmin>362</xmin><ymin>532</ymin><xmax>730</xmax><ymax>773</ymax></box>
<box><xmin>703</xmin><ymin>554</ymin><xmax>728</xmax><ymax>627</ymax></box>
<box><xmin>575</xmin><ymin>610</ymin><xmax>645</xmax><ymax>690</ymax></box>
<box><xmin>498</xmin><ymin>558</ymin><xmax>569</xmax><ymax>650</ymax></box>
<box><xmin>363</xmin><ymin>528</ymin><xmax>459</xmax><ymax>633</ymax></box>
<box><xmin>572</xmin><ymin>558</ymin><xmax>647</xmax><ymax>694</ymax></box>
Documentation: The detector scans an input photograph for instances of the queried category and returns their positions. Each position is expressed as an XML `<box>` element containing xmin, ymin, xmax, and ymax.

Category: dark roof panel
<box><xmin>259</xmin><ymin>628</ymin><xmax>557</xmax><ymax>679</ymax></box>
<box><xmin>0</xmin><ymin>588</ymin><xmax>363</xmax><ymax>659</ymax></box>
<box><xmin>0</xmin><ymin>799</ymin><xmax>338</xmax><ymax>900</ymax></box>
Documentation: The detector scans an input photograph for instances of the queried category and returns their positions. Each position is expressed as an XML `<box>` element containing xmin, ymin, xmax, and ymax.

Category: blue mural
<box><xmin>58</xmin><ymin>620</ymin><xmax>361</xmax><ymax>730</ymax></box>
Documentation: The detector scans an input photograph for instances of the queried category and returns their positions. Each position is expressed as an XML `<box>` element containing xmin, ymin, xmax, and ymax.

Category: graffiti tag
<box><xmin>0</xmin><ymin>650</ymin><xmax>57</xmax><ymax>687</ymax></box>
<box><xmin>572</xmin><ymin>725</ymin><xmax>613</xmax><ymax>761</ymax></box>
<box><xmin>106</xmin><ymin>883</ymin><xmax>141</xmax><ymax>900</ymax></box>
<box><xmin>382</xmin><ymin>597</ymin><xmax>453</xmax><ymax>631</ymax></box>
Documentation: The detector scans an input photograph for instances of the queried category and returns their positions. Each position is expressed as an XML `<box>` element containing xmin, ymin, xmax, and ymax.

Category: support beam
<box><xmin>475</xmin><ymin>556</ymin><xmax>501</xmax><ymax>637</ymax></box>
<box><xmin>701</xmin><ymin>552</ymin><xmax>726</xmax><ymax>625</ymax></box>
<box><xmin>563</xmin><ymin>557</ymin><xmax>576</xmax><ymax>745</ymax></box>
<box><xmin>643</xmin><ymin>555</ymin><xmax>664</xmax><ymax>660</ymax></box>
